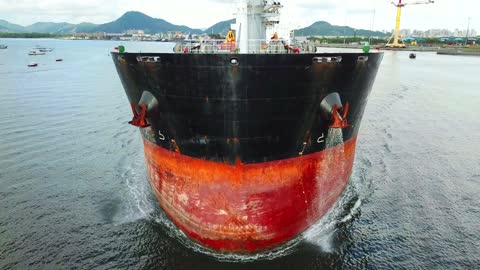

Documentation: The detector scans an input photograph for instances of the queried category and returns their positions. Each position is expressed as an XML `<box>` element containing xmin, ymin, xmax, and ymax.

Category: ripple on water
<box><xmin>1</xmin><ymin>41</ymin><xmax>480</xmax><ymax>269</ymax></box>
<box><xmin>112</xmin><ymin>150</ymin><xmax>373</xmax><ymax>262</ymax></box>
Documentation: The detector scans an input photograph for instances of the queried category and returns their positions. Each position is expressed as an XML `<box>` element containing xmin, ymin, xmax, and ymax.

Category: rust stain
<box><xmin>171</xmin><ymin>139</ymin><xmax>181</xmax><ymax>153</ymax></box>
<box><xmin>143</xmin><ymin>136</ymin><xmax>356</xmax><ymax>187</ymax></box>
<box><xmin>143</xmin><ymin>136</ymin><xmax>358</xmax><ymax>252</ymax></box>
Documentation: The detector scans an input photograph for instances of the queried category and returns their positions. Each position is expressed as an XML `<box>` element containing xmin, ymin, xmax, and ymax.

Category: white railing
<box><xmin>173</xmin><ymin>39</ymin><xmax>317</xmax><ymax>54</ymax></box>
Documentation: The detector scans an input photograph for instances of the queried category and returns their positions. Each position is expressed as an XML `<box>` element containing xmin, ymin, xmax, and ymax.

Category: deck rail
<box><xmin>174</xmin><ymin>39</ymin><xmax>317</xmax><ymax>54</ymax></box>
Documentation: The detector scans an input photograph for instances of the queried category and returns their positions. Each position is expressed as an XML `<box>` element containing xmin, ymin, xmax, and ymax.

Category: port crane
<box><xmin>386</xmin><ymin>0</ymin><xmax>434</xmax><ymax>48</ymax></box>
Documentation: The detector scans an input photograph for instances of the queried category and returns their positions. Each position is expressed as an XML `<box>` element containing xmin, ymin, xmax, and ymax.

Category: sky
<box><xmin>0</xmin><ymin>0</ymin><xmax>478</xmax><ymax>33</ymax></box>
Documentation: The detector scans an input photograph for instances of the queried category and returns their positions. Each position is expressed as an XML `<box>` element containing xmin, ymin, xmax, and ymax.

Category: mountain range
<box><xmin>0</xmin><ymin>11</ymin><xmax>387</xmax><ymax>37</ymax></box>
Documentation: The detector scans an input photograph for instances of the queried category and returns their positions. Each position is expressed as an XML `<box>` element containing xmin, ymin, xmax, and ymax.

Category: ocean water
<box><xmin>0</xmin><ymin>39</ymin><xmax>479</xmax><ymax>269</ymax></box>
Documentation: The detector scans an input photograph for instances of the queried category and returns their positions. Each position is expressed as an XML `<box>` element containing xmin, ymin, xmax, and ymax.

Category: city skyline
<box><xmin>399</xmin><ymin>28</ymin><xmax>477</xmax><ymax>38</ymax></box>
<box><xmin>0</xmin><ymin>0</ymin><xmax>478</xmax><ymax>34</ymax></box>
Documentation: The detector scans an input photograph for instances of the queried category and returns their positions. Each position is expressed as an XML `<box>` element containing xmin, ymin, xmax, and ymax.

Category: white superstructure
<box><xmin>233</xmin><ymin>0</ymin><xmax>283</xmax><ymax>53</ymax></box>
<box><xmin>175</xmin><ymin>0</ymin><xmax>315</xmax><ymax>54</ymax></box>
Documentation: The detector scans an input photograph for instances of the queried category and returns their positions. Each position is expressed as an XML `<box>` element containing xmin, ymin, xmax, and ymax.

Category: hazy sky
<box><xmin>0</xmin><ymin>0</ymin><xmax>477</xmax><ymax>33</ymax></box>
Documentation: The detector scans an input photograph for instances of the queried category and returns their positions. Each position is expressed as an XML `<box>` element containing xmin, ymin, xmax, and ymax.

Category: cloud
<box><xmin>0</xmin><ymin>0</ymin><xmax>120</xmax><ymax>25</ymax></box>
<box><xmin>0</xmin><ymin>0</ymin><xmax>478</xmax><ymax>32</ymax></box>
<box><xmin>296</xmin><ymin>0</ymin><xmax>337</xmax><ymax>10</ymax></box>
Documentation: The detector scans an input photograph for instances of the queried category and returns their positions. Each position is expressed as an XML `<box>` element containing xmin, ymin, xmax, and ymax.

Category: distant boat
<box><xmin>0</xmin><ymin>45</ymin><xmax>7</xmax><ymax>49</ymax></box>
<box><xmin>28</xmin><ymin>50</ymin><xmax>46</xmax><ymax>56</ymax></box>
<box><xmin>35</xmin><ymin>46</ymin><xmax>54</xmax><ymax>52</ymax></box>
<box><xmin>56</xmin><ymin>59</ymin><xmax>63</xmax><ymax>62</ymax></box>
<box><xmin>409</xmin><ymin>53</ymin><xmax>416</xmax><ymax>59</ymax></box>
<box><xmin>28</xmin><ymin>63</ymin><xmax>38</xmax><ymax>67</ymax></box>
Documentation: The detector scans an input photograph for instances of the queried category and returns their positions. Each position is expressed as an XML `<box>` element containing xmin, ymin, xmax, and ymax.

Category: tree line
<box><xmin>0</xmin><ymin>33</ymin><xmax>66</xmax><ymax>38</ymax></box>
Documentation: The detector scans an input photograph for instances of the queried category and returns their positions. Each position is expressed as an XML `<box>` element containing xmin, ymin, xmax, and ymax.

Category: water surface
<box><xmin>0</xmin><ymin>39</ymin><xmax>479</xmax><ymax>269</ymax></box>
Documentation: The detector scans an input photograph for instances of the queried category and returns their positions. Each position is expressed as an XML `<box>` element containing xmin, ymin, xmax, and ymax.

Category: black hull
<box><xmin>112</xmin><ymin>53</ymin><xmax>383</xmax><ymax>164</ymax></box>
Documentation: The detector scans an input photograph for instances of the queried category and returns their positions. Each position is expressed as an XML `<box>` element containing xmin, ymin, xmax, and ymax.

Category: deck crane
<box><xmin>386</xmin><ymin>0</ymin><xmax>434</xmax><ymax>48</ymax></box>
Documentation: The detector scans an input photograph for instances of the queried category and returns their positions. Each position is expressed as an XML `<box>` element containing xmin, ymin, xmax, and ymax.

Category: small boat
<box><xmin>28</xmin><ymin>63</ymin><xmax>38</xmax><ymax>67</ymax></box>
<box><xmin>35</xmin><ymin>46</ymin><xmax>54</xmax><ymax>52</ymax></box>
<box><xmin>39</xmin><ymin>48</ymin><xmax>54</xmax><ymax>52</ymax></box>
<box><xmin>0</xmin><ymin>45</ymin><xmax>7</xmax><ymax>49</ymax></box>
<box><xmin>56</xmin><ymin>59</ymin><xmax>63</xmax><ymax>62</ymax></box>
<box><xmin>28</xmin><ymin>50</ymin><xmax>46</xmax><ymax>56</ymax></box>
<box><xmin>409</xmin><ymin>53</ymin><xmax>416</xmax><ymax>59</ymax></box>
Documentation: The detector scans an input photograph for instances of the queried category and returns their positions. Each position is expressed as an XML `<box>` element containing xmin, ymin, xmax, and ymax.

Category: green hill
<box><xmin>0</xmin><ymin>20</ymin><xmax>98</xmax><ymax>34</ymax></box>
<box><xmin>25</xmin><ymin>22</ymin><xmax>76</xmax><ymax>34</ymax></box>
<box><xmin>204</xmin><ymin>19</ymin><xmax>388</xmax><ymax>37</ymax></box>
<box><xmin>23</xmin><ymin>22</ymin><xmax>98</xmax><ymax>34</ymax></box>
<box><xmin>0</xmin><ymin>12</ymin><xmax>202</xmax><ymax>34</ymax></box>
<box><xmin>296</xmin><ymin>21</ymin><xmax>387</xmax><ymax>37</ymax></box>
<box><xmin>92</xmin><ymin>11</ymin><xmax>202</xmax><ymax>34</ymax></box>
<box><xmin>204</xmin><ymin>19</ymin><xmax>235</xmax><ymax>35</ymax></box>
<box><xmin>72</xmin><ymin>23</ymin><xmax>98</xmax><ymax>33</ymax></box>
<box><xmin>0</xmin><ymin>19</ymin><xmax>26</xmax><ymax>32</ymax></box>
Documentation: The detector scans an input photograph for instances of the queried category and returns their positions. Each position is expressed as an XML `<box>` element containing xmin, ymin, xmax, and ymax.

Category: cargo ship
<box><xmin>112</xmin><ymin>0</ymin><xmax>383</xmax><ymax>253</ymax></box>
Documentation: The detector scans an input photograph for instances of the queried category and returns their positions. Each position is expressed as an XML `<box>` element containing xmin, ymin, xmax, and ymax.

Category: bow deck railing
<box><xmin>174</xmin><ymin>39</ymin><xmax>317</xmax><ymax>54</ymax></box>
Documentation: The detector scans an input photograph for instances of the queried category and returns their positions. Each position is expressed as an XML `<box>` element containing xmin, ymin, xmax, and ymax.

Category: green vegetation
<box><xmin>0</xmin><ymin>20</ymin><xmax>97</xmax><ymax>34</ymax></box>
<box><xmin>297</xmin><ymin>21</ymin><xmax>388</xmax><ymax>38</ymax></box>
<box><xmin>95</xmin><ymin>11</ymin><xmax>203</xmax><ymax>34</ymax></box>
<box><xmin>24</xmin><ymin>22</ymin><xmax>98</xmax><ymax>34</ymax></box>
<box><xmin>204</xmin><ymin>19</ymin><xmax>235</xmax><ymax>36</ymax></box>
<box><xmin>0</xmin><ymin>19</ymin><xmax>26</xmax><ymax>32</ymax></box>
<box><xmin>0</xmin><ymin>32</ymin><xmax>66</xmax><ymax>38</ymax></box>
<box><xmin>0</xmin><ymin>11</ymin><xmax>203</xmax><ymax>34</ymax></box>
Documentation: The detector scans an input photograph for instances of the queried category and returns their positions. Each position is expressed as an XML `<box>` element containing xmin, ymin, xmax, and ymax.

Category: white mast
<box><xmin>234</xmin><ymin>0</ymin><xmax>283</xmax><ymax>53</ymax></box>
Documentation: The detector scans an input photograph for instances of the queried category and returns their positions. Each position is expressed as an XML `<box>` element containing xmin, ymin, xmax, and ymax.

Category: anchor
<box><xmin>320</xmin><ymin>92</ymin><xmax>351</xmax><ymax>129</ymax></box>
<box><xmin>128</xmin><ymin>91</ymin><xmax>159</xmax><ymax>128</ymax></box>
<box><xmin>329</xmin><ymin>102</ymin><xmax>350</xmax><ymax>129</ymax></box>
<box><xmin>129</xmin><ymin>103</ymin><xmax>150</xmax><ymax>128</ymax></box>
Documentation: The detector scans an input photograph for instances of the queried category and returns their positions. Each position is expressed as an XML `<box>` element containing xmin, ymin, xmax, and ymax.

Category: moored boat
<box><xmin>35</xmin><ymin>45</ymin><xmax>54</xmax><ymax>52</ymax></box>
<box><xmin>28</xmin><ymin>50</ymin><xmax>46</xmax><ymax>56</ymax></box>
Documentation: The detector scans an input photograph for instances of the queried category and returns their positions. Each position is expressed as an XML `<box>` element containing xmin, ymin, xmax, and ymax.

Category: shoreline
<box><xmin>316</xmin><ymin>44</ymin><xmax>440</xmax><ymax>52</ymax></box>
<box><xmin>437</xmin><ymin>48</ymin><xmax>480</xmax><ymax>56</ymax></box>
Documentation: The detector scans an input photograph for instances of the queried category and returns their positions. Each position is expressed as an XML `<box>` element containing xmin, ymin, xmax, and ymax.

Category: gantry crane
<box><xmin>386</xmin><ymin>0</ymin><xmax>435</xmax><ymax>48</ymax></box>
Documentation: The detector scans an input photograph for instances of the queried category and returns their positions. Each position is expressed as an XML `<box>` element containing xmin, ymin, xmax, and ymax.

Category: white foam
<box><xmin>326</xmin><ymin>128</ymin><xmax>344</xmax><ymax>148</ymax></box>
<box><xmin>114</xmin><ymin>158</ymin><xmax>155</xmax><ymax>225</ymax></box>
<box><xmin>302</xmin><ymin>160</ymin><xmax>368</xmax><ymax>254</ymax></box>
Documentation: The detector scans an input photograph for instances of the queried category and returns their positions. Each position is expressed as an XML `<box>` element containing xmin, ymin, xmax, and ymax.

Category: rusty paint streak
<box><xmin>142</xmin><ymin>135</ymin><xmax>358</xmax><ymax>252</ymax></box>
<box><xmin>170</xmin><ymin>139</ymin><xmax>181</xmax><ymax>153</ymax></box>
<box><xmin>145</xmin><ymin>139</ymin><xmax>350</xmax><ymax>187</ymax></box>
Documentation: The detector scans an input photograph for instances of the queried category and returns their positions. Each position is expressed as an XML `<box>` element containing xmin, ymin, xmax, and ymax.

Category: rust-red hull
<box><xmin>143</xmin><ymin>135</ymin><xmax>357</xmax><ymax>253</ymax></box>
